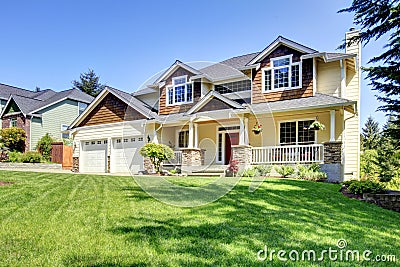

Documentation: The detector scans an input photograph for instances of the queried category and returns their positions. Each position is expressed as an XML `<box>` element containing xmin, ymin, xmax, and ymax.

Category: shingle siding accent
<box><xmin>159</xmin><ymin>67</ymin><xmax>201</xmax><ymax>115</ymax></box>
<box><xmin>79</xmin><ymin>93</ymin><xmax>146</xmax><ymax>127</ymax></box>
<box><xmin>252</xmin><ymin>45</ymin><xmax>313</xmax><ymax>103</ymax></box>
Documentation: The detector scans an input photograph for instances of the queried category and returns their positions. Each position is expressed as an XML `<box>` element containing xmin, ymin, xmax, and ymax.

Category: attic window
<box><xmin>262</xmin><ymin>55</ymin><xmax>302</xmax><ymax>91</ymax></box>
<box><xmin>166</xmin><ymin>76</ymin><xmax>193</xmax><ymax>105</ymax></box>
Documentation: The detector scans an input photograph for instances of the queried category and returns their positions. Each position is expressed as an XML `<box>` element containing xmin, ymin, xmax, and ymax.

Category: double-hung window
<box><xmin>280</xmin><ymin>120</ymin><xmax>315</xmax><ymax>145</ymax></box>
<box><xmin>167</xmin><ymin>76</ymin><xmax>193</xmax><ymax>105</ymax></box>
<box><xmin>178</xmin><ymin>130</ymin><xmax>189</xmax><ymax>148</ymax></box>
<box><xmin>263</xmin><ymin>55</ymin><xmax>302</xmax><ymax>91</ymax></box>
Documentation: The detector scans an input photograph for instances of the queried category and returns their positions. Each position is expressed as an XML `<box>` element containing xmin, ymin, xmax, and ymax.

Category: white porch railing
<box><xmin>164</xmin><ymin>150</ymin><xmax>182</xmax><ymax>165</ymax></box>
<box><xmin>252</xmin><ymin>144</ymin><xmax>324</xmax><ymax>164</ymax></box>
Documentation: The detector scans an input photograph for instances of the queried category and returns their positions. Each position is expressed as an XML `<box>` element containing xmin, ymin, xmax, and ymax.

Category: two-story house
<box><xmin>69</xmin><ymin>29</ymin><xmax>360</xmax><ymax>181</ymax></box>
<box><xmin>0</xmin><ymin>83</ymin><xmax>94</xmax><ymax>151</ymax></box>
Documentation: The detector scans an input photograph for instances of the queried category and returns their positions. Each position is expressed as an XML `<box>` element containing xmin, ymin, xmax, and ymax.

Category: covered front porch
<box><xmin>156</xmin><ymin>106</ymin><xmax>345</xmax><ymax>169</ymax></box>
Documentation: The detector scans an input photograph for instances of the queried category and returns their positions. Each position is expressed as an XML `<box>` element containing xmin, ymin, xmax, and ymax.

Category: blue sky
<box><xmin>0</xmin><ymin>0</ymin><xmax>388</xmax><ymax>127</ymax></box>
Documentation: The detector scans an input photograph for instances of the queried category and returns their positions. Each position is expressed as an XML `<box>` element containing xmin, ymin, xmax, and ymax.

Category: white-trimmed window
<box><xmin>279</xmin><ymin>120</ymin><xmax>315</xmax><ymax>145</ymax></box>
<box><xmin>178</xmin><ymin>130</ymin><xmax>189</xmax><ymax>148</ymax></box>
<box><xmin>10</xmin><ymin>118</ymin><xmax>17</xmax><ymax>128</ymax></box>
<box><xmin>263</xmin><ymin>55</ymin><xmax>302</xmax><ymax>91</ymax></box>
<box><xmin>61</xmin><ymin>124</ymin><xmax>69</xmax><ymax>139</ymax></box>
<box><xmin>166</xmin><ymin>76</ymin><xmax>193</xmax><ymax>105</ymax></box>
<box><xmin>78</xmin><ymin>102</ymin><xmax>88</xmax><ymax>115</ymax></box>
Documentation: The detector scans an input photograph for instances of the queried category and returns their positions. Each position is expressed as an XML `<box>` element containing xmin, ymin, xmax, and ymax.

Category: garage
<box><xmin>110</xmin><ymin>136</ymin><xmax>144</xmax><ymax>174</ymax></box>
<box><xmin>80</xmin><ymin>140</ymin><xmax>107</xmax><ymax>173</ymax></box>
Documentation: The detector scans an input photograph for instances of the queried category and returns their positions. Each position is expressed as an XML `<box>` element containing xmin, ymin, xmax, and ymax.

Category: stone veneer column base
<box><xmin>322</xmin><ymin>141</ymin><xmax>343</xmax><ymax>182</ymax></box>
<box><xmin>181</xmin><ymin>148</ymin><xmax>205</xmax><ymax>167</ymax></box>
<box><xmin>143</xmin><ymin>157</ymin><xmax>154</xmax><ymax>173</ymax></box>
<box><xmin>72</xmin><ymin>157</ymin><xmax>79</xmax><ymax>172</ymax></box>
<box><xmin>231</xmin><ymin>145</ymin><xmax>252</xmax><ymax>170</ymax></box>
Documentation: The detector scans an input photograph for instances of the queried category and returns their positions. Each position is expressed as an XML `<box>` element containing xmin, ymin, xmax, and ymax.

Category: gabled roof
<box><xmin>247</xmin><ymin>36</ymin><xmax>317</xmax><ymax>65</ymax></box>
<box><xmin>0</xmin><ymin>83</ymin><xmax>94</xmax><ymax>118</ymax></box>
<box><xmin>186</xmin><ymin>90</ymin><xmax>244</xmax><ymax>115</ymax></box>
<box><xmin>0</xmin><ymin>83</ymin><xmax>39</xmax><ymax>101</ymax></box>
<box><xmin>301</xmin><ymin>52</ymin><xmax>356</xmax><ymax>62</ymax></box>
<box><xmin>196</xmin><ymin>63</ymin><xmax>247</xmax><ymax>82</ymax></box>
<box><xmin>154</xmin><ymin>60</ymin><xmax>202</xmax><ymax>84</ymax></box>
<box><xmin>132</xmin><ymin>87</ymin><xmax>158</xmax><ymax>96</ymax></box>
<box><xmin>219</xmin><ymin>52</ymin><xmax>260</xmax><ymax>70</ymax></box>
<box><xmin>69</xmin><ymin>86</ymin><xmax>158</xmax><ymax>129</ymax></box>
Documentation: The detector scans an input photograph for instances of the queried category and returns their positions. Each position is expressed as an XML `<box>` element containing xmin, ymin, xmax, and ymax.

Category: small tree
<box><xmin>37</xmin><ymin>133</ymin><xmax>55</xmax><ymax>161</ymax></box>
<box><xmin>0</xmin><ymin>127</ymin><xmax>26</xmax><ymax>152</ymax></box>
<box><xmin>139</xmin><ymin>143</ymin><xmax>174</xmax><ymax>174</ymax></box>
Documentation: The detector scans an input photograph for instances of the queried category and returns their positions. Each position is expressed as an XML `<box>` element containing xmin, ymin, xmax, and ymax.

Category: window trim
<box><xmin>262</xmin><ymin>54</ymin><xmax>302</xmax><ymax>92</ymax></box>
<box><xmin>166</xmin><ymin>75</ymin><xmax>194</xmax><ymax>106</ymax></box>
<box><xmin>61</xmin><ymin>124</ymin><xmax>69</xmax><ymax>139</ymax></box>
<box><xmin>178</xmin><ymin>130</ymin><xmax>189</xmax><ymax>148</ymax></box>
<box><xmin>10</xmin><ymin>118</ymin><xmax>17</xmax><ymax>128</ymax></box>
<box><xmin>278</xmin><ymin>118</ymin><xmax>317</xmax><ymax>146</ymax></box>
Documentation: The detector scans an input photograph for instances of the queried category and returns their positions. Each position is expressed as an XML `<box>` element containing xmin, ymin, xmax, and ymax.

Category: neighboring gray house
<box><xmin>0</xmin><ymin>83</ymin><xmax>93</xmax><ymax>151</ymax></box>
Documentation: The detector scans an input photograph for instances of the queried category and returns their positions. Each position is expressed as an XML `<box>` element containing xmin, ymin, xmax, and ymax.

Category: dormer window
<box><xmin>166</xmin><ymin>76</ymin><xmax>193</xmax><ymax>105</ymax></box>
<box><xmin>262</xmin><ymin>55</ymin><xmax>302</xmax><ymax>91</ymax></box>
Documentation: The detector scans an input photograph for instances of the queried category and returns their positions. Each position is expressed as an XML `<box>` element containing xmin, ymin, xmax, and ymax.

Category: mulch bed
<box><xmin>0</xmin><ymin>181</ymin><xmax>14</xmax><ymax>186</ymax></box>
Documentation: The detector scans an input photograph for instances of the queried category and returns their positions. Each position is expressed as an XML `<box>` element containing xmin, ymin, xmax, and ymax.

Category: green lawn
<box><xmin>0</xmin><ymin>171</ymin><xmax>399</xmax><ymax>266</ymax></box>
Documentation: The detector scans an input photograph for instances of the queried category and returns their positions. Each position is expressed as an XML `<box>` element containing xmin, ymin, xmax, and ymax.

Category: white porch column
<box><xmin>239</xmin><ymin>115</ymin><xmax>245</xmax><ymax>145</ymax></box>
<box><xmin>188</xmin><ymin>120</ymin><xmax>194</xmax><ymax>148</ymax></box>
<box><xmin>244</xmin><ymin>117</ymin><xmax>249</xmax><ymax>145</ymax></box>
<box><xmin>152</xmin><ymin>123</ymin><xmax>158</xmax><ymax>143</ymax></box>
<box><xmin>194</xmin><ymin>123</ymin><xmax>198</xmax><ymax>148</ymax></box>
<box><xmin>330</xmin><ymin>110</ymin><xmax>336</xmax><ymax>142</ymax></box>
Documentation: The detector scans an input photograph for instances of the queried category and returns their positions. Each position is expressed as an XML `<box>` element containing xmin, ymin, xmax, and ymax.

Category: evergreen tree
<box><xmin>339</xmin><ymin>0</ymin><xmax>400</xmax><ymax>140</ymax></box>
<box><xmin>361</xmin><ymin>116</ymin><xmax>381</xmax><ymax>150</ymax></box>
<box><xmin>376</xmin><ymin>117</ymin><xmax>400</xmax><ymax>182</ymax></box>
<box><xmin>72</xmin><ymin>69</ymin><xmax>105</xmax><ymax>97</ymax></box>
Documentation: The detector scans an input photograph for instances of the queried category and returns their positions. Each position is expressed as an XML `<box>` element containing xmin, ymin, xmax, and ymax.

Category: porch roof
<box><xmin>248</xmin><ymin>93</ymin><xmax>356</xmax><ymax>114</ymax></box>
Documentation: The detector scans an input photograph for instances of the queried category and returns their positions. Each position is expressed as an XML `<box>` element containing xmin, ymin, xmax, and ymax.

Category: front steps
<box><xmin>183</xmin><ymin>164</ymin><xmax>227</xmax><ymax>177</ymax></box>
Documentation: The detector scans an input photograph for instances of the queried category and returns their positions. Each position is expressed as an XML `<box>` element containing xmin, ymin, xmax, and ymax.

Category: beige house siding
<box><xmin>316</xmin><ymin>61</ymin><xmax>341</xmax><ymax>96</ymax></box>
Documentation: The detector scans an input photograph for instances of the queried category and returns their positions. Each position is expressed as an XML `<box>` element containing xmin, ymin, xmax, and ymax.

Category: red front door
<box><xmin>225</xmin><ymin>132</ymin><xmax>239</xmax><ymax>164</ymax></box>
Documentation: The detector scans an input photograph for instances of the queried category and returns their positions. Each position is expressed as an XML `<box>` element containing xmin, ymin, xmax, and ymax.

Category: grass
<box><xmin>0</xmin><ymin>171</ymin><xmax>399</xmax><ymax>266</ymax></box>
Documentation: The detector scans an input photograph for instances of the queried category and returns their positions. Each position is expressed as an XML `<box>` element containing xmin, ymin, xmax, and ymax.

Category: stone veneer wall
<box><xmin>363</xmin><ymin>192</ymin><xmax>400</xmax><ymax>212</ymax></box>
<box><xmin>323</xmin><ymin>141</ymin><xmax>342</xmax><ymax>164</ymax></box>
<box><xmin>181</xmin><ymin>148</ymin><xmax>204</xmax><ymax>166</ymax></box>
<box><xmin>322</xmin><ymin>142</ymin><xmax>343</xmax><ymax>182</ymax></box>
<box><xmin>232</xmin><ymin>145</ymin><xmax>252</xmax><ymax>170</ymax></box>
<box><xmin>72</xmin><ymin>157</ymin><xmax>79</xmax><ymax>172</ymax></box>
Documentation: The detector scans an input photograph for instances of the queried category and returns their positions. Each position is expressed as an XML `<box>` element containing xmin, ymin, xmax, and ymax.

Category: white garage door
<box><xmin>80</xmin><ymin>140</ymin><xmax>107</xmax><ymax>173</ymax></box>
<box><xmin>110</xmin><ymin>136</ymin><xmax>144</xmax><ymax>174</ymax></box>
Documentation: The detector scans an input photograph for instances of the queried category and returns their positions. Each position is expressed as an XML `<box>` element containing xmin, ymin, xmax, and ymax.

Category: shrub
<box><xmin>22</xmin><ymin>152</ymin><xmax>43</xmax><ymax>163</ymax></box>
<box><xmin>275</xmin><ymin>165</ymin><xmax>295</xmax><ymax>178</ymax></box>
<box><xmin>239</xmin><ymin>168</ymin><xmax>259</xmax><ymax>178</ymax></box>
<box><xmin>296</xmin><ymin>164</ymin><xmax>327</xmax><ymax>181</ymax></box>
<box><xmin>8</xmin><ymin>151</ymin><xmax>24</xmax><ymax>162</ymax></box>
<box><xmin>139</xmin><ymin>143</ymin><xmax>174</xmax><ymax>173</ymax></box>
<box><xmin>0</xmin><ymin>127</ymin><xmax>26</xmax><ymax>152</ymax></box>
<box><xmin>346</xmin><ymin>180</ymin><xmax>385</xmax><ymax>195</ymax></box>
<box><xmin>37</xmin><ymin>133</ymin><xmax>55</xmax><ymax>161</ymax></box>
<box><xmin>7</xmin><ymin>151</ymin><xmax>43</xmax><ymax>163</ymax></box>
<box><xmin>253</xmin><ymin>165</ymin><xmax>272</xmax><ymax>176</ymax></box>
